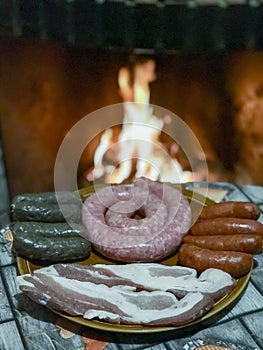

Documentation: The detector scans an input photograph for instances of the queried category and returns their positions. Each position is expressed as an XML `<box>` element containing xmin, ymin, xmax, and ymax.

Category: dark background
<box><xmin>1</xmin><ymin>1</ymin><xmax>263</xmax><ymax>205</ymax></box>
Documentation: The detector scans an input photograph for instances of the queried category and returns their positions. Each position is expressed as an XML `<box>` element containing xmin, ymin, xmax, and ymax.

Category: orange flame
<box><xmin>86</xmin><ymin>58</ymin><xmax>193</xmax><ymax>184</ymax></box>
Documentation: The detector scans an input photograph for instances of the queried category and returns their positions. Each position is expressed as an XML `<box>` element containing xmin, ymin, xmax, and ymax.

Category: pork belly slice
<box><xmin>168</xmin><ymin>268</ymin><xmax>236</xmax><ymax>301</ymax></box>
<box><xmin>17</xmin><ymin>272</ymin><xmax>214</xmax><ymax>327</ymax></box>
<box><xmin>36</xmin><ymin>263</ymin><xmax>235</xmax><ymax>301</ymax></box>
<box><xmin>37</xmin><ymin>262</ymin><xmax>197</xmax><ymax>291</ymax></box>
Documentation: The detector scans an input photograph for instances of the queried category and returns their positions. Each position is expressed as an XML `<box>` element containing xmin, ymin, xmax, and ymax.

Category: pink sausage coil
<box><xmin>81</xmin><ymin>177</ymin><xmax>192</xmax><ymax>262</ymax></box>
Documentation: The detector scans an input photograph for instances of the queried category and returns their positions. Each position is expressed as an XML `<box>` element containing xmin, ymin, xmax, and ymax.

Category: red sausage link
<box><xmin>178</xmin><ymin>243</ymin><xmax>253</xmax><ymax>278</ymax></box>
<box><xmin>199</xmin><ymin>202</ymin><xmax>260</xmax><ymax>220</ymax></box>
<box><xmin>190</xmin><ymin>217</ymin><xmax>263</xmax><ymax>236</ymax></box>
<box><xmin>183</xmin><ymin>234</ymin><xmax>263</xmax><ymax>254</ymax></box>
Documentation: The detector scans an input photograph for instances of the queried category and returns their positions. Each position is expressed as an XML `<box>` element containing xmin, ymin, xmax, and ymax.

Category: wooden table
<box><xmin>1</xmin><ymin>182</ymin><xmax>263</xmax><ymax>350</ymax></box>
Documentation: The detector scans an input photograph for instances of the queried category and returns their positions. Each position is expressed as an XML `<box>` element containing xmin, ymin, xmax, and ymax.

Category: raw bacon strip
<box><xmin>36</xmin><ymin>263</ymin><xmax>197</xmax><ymax>291</ymax></box>
<box><xmin>36</xmin><ymin>263</ymin><xmax>236</xmax><ymax>301</ymax></box>
<box><xmin>168</xmin><ymin>268</ymin><xmax>236</xmax><ymax>301</ymax></box>
<box><xmin>17</xmin><ymin>272</ymin><xmax>214</xmax><ymax>327</ymax></box>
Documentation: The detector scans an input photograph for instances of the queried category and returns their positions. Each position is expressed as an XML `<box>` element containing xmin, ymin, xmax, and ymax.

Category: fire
<box><xmin>86</xmin><ymin>57</ymin><xmax>193</xmax><ymax>184</ymax></box>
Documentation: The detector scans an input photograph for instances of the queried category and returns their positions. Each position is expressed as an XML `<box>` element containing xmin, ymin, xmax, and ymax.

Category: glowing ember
<box><xmin>86</xmin><ymin>57</ymin><xmax>193</xmax><ymax>184</ymax></box>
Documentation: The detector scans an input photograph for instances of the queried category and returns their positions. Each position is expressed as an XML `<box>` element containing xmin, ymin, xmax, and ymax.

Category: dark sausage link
<box><xmin>12</xmin><ymin>230</ymin><xmax>91</xmax><ymax>262</ymax></box>
<box><xmin>190</xmin><ymin>217</ymin><xmax>263</xmax><ymax>236</ymax></box>
<box><xmin>178</xmin><ymin>243</ymin><xmax>253</xmax><ymax>278</ymax></box>
<box><xmin>199</xmin><ymin>201</ymin><xmax>260</xmax><ymax>220</ymax></box>
<box><xmin>11</xmin><ymin>221</ymin><xmax>88</xmax><ymax>238</ymax></box>
<box><xmin>11</xmin><ymin>191</ymin><xmax>81</xmax><ymax>205</ymax></box>
<box><xmin>183</xmin><ymin>234</ymin><xmax>263</xmax><ymax>254</ymax></box>
<box><xmin>11</xmin><ymin>202</ymin><xmax>81</xmax><ymax>223</ymax></box>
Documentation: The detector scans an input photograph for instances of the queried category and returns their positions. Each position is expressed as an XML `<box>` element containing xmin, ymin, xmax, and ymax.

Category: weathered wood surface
<box><xmin>0</xmin><ymin>182</ymin><xmax>263</xmax><ymax>350</ymax></box>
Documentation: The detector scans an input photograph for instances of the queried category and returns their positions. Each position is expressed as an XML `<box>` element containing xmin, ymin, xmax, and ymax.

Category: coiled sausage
<box><xmin>81</xmin><ymin>177</ymin><xmax>192</xmax><ymax>262</ymax></box>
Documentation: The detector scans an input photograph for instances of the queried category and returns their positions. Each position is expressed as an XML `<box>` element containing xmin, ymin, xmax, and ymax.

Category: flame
<box><xmin>86</xmin><ymin>58</ymin><xmax>193</xmax><ymax>184</ymax></box>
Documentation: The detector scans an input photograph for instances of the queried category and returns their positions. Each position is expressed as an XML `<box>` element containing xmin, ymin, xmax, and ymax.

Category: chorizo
<box><xmin>190</xmin><ymin>217</ymin><xmax>263</xmax><ymax>236</ymax></box>
<box><xmin>183</xmin><ymin>234</ymin><xmax>263</xmax><ymax>254</ymax></box>
<box><xmin>199</xmin><ymin>201</ymin><xmax>260</xmax><ymax>220</ymax></box>
<box><xmin>178</xmin><ymin>243</ymin><xmax>253</xmax><ymax>278</ymax></box>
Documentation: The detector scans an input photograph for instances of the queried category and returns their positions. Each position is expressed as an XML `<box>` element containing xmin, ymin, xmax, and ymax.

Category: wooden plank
<box><xmin>0</xmin><ymin>321</ymin><xmax>25</xmax><ymax>350</ymax></box>
<box><xmin>1</xmin><ymin>265</ymin><xmax>84</xmax><ymax>350</ymax></box>
<box><xmin>225</xmin><ymin>187</ymin><xmax>256</xmax><ymax>202</ymax></box>
<box><xmin>169</xmin><ymin>318</ymin><xmax>261</xmax><ymax>350</ymax></box>
<box><xmin>213</xmin><ymin>282</ymin><xmax>263</xmax><ymax>323</ymax></box>
<box><xmin>23</xmin><ymin>331</ymin><xmax>85</xmax><ymax>350</ymax></box>
<box><xmin>0</xmin><ymin>227</ymin><xmax>15</xmax><ymax>266</ymax></box>
<box><xmin>241</xmin><ymin>310</ymin><xmax>263</xmax><ymax>350</ymax></box>
<box><xmin>241</xmin><ymin>185</ymin><xmax>263</xmax><ymax>204</ymax></box>
<box><xmin>110</xmin><ymin>318</ymin><xmax>261</xmax><ymax>350</ymax></box>
<box><xmin>252</xmin><ymin>255</ymin><xmax>263</xmax><ymax>295</ymax></box>
<box><xmin>0</xmin><ymin>270</ymin><xmax>13</xmax><ymax>322</ymax></box>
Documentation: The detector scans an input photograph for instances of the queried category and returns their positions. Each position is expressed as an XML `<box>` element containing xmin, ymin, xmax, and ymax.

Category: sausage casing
<box><xmin>183</xmin><ymin>234</ymin><xmax>263</xmax><ymax>254</ymax></box>
<box><xmin>11</xmin><ymin>191</ymin><xmax>81</xmax><ymax>205</ymax></box>
<box><xmin>10</xmin><ymin>221</ymin><xmax>88</xmax><ymax>238</ymax></box>
<box><xmin>178</xmin><ymin>243</ymin><xmax>253</xmax><ymax>278</ymax></box>
<box><xmin>199</xmin><ymin>201</ymin><xmax>260</xmax><ymax>220</ymax></box>
<box><xmin>190</xmin><ymin>217</ymin><xmax>263</xmax><ymax>236</ymax></box>
<box><xmin>11</xmin><ymin>202</ymin><xmax>81</xmax><ymax>223</ymax></box>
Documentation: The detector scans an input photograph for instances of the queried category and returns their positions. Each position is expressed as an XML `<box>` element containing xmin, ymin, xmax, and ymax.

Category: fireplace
<box><xmin>1</xmin><ymin>1</ymin><xmax>263</xmax><ymax>199</ymax></box>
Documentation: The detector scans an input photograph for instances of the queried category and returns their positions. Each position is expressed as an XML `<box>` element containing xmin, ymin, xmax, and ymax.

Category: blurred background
<box><xmin>1</xmin><ymin>0</ymin><xmax>263</xmax><ymax>214</ymax></box>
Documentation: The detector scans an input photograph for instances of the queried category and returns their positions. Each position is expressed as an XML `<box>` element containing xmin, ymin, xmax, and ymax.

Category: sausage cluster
<box><xmin>178</xmin><ymin>201</ymin><xmax>263</xmax><ymax>278</ymax></box>
<box><xmin>81</xmin><ymin>177</ymin><xmax>192</xmax><ymax>262</ymax></box>
<box><xmin>10</xmin><ymin>192</ymin><xmax>91</xmax><ymax>263</ymax></box>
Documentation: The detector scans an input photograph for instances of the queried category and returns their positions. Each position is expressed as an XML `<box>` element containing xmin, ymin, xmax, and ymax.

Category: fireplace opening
<box><xmin>1</xmin><ymin>34</ymin><xmax>263</xmax><ymax>197</ymax></box>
